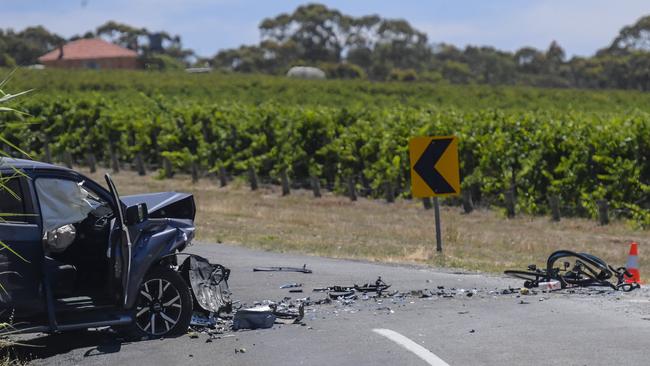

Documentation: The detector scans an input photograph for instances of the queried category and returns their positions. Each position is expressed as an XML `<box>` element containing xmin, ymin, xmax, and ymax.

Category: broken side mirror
<box><xmin>125</xmin><ymin>202</ymin><xmax>148</xmax><ymax>225</ymax></box>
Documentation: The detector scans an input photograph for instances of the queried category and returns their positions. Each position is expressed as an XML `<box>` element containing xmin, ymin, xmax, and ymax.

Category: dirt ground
<box><xmin>86</xmin><ymin>168</ymin><xmax>647</xmax><ymax>275</ymax></box>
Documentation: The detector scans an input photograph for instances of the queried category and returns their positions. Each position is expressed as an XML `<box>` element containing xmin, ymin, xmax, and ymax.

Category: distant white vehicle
<box><xmin>286</xmin><ymin>66</ymin><xmax>326</xmax><ymax>79</ymax></box>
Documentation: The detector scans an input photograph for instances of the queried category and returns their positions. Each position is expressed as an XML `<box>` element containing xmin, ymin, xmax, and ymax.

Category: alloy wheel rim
<box><xmin>135</xmin><ymin>278</ymin><xmax>182</xmax><ymax>336</ymax></box>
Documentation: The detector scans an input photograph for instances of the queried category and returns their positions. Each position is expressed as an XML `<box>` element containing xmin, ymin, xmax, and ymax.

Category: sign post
<box><xmin>408</xmin><ymin>136</ymin><xmax>460</xmax><ymax>252</ymax></box>
<box><xmin>433</xmin><ymin>197</ymin><xmax>442</xmax><ymax>252</ymax></box>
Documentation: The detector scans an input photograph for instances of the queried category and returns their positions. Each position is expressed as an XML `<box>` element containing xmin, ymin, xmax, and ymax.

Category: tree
<box><xmin>95</xmin><ymin>21</ymin><xmax>194</xmax><ymax>65</ymax></box>
<box><xmin>371</xmin><ymin>19</ymin><xmax>431</xmax><ymax>76</ymax></box>
<box><xmin>345</xmin><ymin>15</ymin><xmax>381</xmax><ymax>69</ymax></box>
<box><xmin>545</xmin><ymin>41</ymin><xmax>565</xmax><ymax>74</ymax></box>
<box><xmin>259</xmin><ymin>3</ymin><xmax>349</xmax><ymax>63</ymax></box>
<box><xmin>607</xmin><ymin>15</ymin><xmax>650</xmax><ymax>54</ymax></box>
<box><xmin>514</xmin><ymin>47</ymin><xmax>545</xmax><ymax>73</ymax></box>
<box><xmin>462</xmin><ymin>46</ymin><xmax>516</xmax><ymax>84</ymax></box>
<box><xmin>96</xmin><ymin>21</ymin><xmax>147</xmax><ymax>50</ymax></box>
<box><xmin>0</xmin><ymin>26</ymin><xmax>64</xmax><ymax>66</ymax></box>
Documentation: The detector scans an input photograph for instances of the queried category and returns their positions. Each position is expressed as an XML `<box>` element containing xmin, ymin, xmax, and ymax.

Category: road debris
<box><xmin>272</xmin><ymin>298</ymin><xmax>305</xmax><ymax>324</ymax></box>
<box><xmin>538</xmin><ymin>280</ymin><xmax>561</xmax><ymax>291</ymax></box>
<box><xmin>354</xmin><ymin>277</ymin><xmax>391</xmax><ymax>294</ymax></box>
<box><xmin>187</xmin><ymin>270</ymin><xmax>624</xmax><ymax>344</ymax></box>
<box><xmin>182</xmin><ymin>255</ymin><xmax>232</xmax><ymax>313</ymax></box>
<box><xmin>253</xmin><ymin>264</ymin><xmax>312</xmax><ymax>273</ymax></box>
<box><xmin>233</xmin><ymin>305</ymin><xmax>276</xmax><ymax>330</ymax></box>
<box><xmin>505</xmin><ymin>250</ymin><xmax>640</xmax><ymax>292</ymax></box>
<box><xmin>314</xmin><ymin>277</ymin><xmax>391</xmax><ymax>298</ymax></box>
<box><xmin>190</xmin><ymin>312</ymin><xmax>217</xmax><ymax>327</ymax></box>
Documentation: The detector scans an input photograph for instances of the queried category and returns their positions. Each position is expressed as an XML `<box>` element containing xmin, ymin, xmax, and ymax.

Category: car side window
<box><xmin>0</xmin><ymin>176</ymin><xmax>36</xmax><ymax>224</ymax></box>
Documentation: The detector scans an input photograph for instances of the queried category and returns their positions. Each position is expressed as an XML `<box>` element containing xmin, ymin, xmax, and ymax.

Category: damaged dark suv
<box><xmin>0</xmin><ymin>159</ymin><xmax>230</xmax><ymax>338</ymax></box>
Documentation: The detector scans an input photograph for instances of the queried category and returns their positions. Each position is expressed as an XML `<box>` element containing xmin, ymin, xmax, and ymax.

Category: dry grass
<box><xmin>87</xmin><ymin>169</ymin><xmax>647</xmax><ymax>275</ymax></box>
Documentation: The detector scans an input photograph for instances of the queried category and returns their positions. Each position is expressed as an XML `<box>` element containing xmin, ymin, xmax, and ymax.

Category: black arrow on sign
<box><xmin>413</xmin><ymin>138</ymin><xmax>456</xmax><ymax>194</ymax></box>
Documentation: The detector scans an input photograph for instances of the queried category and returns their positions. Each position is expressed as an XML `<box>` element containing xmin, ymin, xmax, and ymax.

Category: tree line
<box><xmin>3</xmin><ymin>3</ymin><xmax>650</xmax><ymax>89</ymax></box>
<box><xmin>212</xmin><ymin>4</ymin><xmax>650</xmax><ymax>89</ymax></box>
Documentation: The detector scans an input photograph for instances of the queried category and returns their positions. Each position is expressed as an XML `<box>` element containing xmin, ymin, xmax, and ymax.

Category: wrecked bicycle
<box><xmin>505</xmin><ymin>250</ymin><xmax>639</xmax><ymax>292</ymax></box>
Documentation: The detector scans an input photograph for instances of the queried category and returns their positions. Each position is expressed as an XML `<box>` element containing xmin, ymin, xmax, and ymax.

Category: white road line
<box><xmin>373</xmin><ymin>328</ymin><xmax>450</xmax><ymax>366</ymax></box>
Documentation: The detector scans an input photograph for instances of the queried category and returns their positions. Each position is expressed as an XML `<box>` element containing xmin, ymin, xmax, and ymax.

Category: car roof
<box><xmin>0</xmin><ymin>158</ymin><xmax>72</xmax><ymax>173</ymax></box>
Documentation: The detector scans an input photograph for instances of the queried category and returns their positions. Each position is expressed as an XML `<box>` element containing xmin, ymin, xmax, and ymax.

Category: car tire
<box><xmin>122</xmin><ymin>267</ymin><xmax>193</xmax><ymax>340</ymax></box>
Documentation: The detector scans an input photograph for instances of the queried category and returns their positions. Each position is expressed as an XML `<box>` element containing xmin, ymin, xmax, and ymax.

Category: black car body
<box><xmin>0</xmin><ymin>158</ymin><xmax>229</xmax><ymax>337</ymax></box>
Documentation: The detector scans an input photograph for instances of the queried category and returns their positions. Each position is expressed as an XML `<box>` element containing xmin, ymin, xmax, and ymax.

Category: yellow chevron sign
<box><xmin>409</xmin><ymin>136</ymin><xmax>460</xmax><ymax>198</ymax></box>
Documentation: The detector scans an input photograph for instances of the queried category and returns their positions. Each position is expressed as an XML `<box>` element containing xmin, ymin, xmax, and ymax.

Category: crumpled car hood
<box><xmin>121</xmin><ymin>192</ymin><xmax>196</xmax><ymax>221</ymax></box>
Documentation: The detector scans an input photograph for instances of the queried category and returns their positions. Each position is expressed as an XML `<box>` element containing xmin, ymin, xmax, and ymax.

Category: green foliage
<box><xmin>319</xmin><ymin>62</ymin><xmax>366</xmax><ymax>79</ymax></box>
<box><xmin>0</xmin><ymin>54</ymin><xmax>15</xmax><ymax>68</ymax></box>
<box><xmin>142</xmin><ymin>54</ymin><xmax>185</xmax><ymax>71</ymax></box>
<box><xmin>0</xmin><ymin>26</ymin><xmax>64</xmax><ymax>66</ymax></box>
<box><xmin>388</xmin><ymin>68</ymin><xmax>418</xmax><ymax>82</ymax></box>
<box><xmin>0</xmin><ymin>69</ymin><xmax>648</xmax><ymax>226</ymax></box>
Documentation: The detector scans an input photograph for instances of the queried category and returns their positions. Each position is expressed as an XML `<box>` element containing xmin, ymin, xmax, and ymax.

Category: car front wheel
<box><xmin>127</xmin><ymin>267</ymin><xmax>193</xmax><ymax>339</ymax></box>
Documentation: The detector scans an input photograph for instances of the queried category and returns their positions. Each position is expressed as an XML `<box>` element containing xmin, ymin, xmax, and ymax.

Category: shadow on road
<box><xmin>7</xmin><ymin>329</ymin><xmax>123</xmax><ymax>361</ymax></box>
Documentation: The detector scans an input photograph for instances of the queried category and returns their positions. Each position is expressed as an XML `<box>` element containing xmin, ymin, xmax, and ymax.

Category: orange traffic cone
<box><xmin>625</xmin><ymin>242</ymin><xmax>642</xmax><ymax>284</ymax></box>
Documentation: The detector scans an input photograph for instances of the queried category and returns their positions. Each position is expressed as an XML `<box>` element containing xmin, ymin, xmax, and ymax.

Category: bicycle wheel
<box><xmin>548</xmin><ymin>251</ymin><xmax>613</xmax><ymax>288</ymax></box>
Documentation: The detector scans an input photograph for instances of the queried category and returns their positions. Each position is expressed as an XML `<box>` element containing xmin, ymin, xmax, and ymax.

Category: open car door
<box><xmin>104</xmin><ymin>174</ymin><xmax>132</xmax><ymax>307</ymax></box>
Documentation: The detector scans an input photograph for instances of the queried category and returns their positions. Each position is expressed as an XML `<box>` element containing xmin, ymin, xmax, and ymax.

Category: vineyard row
<box><xmin>2</xmin><ymin>97</ymin><xmax>649</xmax><ymax>227</ymax></box>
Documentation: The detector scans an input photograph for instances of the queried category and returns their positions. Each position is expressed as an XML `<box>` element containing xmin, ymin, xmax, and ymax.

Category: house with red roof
<box><xmin>38</xmin><ymin>38</ymin><xmax>139</xmax><ymax>69</ymax></box>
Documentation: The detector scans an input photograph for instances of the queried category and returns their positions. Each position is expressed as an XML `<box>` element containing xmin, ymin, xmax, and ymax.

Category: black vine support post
<box><xmin>43</xmin><ymin>135</ymin><xmax>52</xmax><ymax>163</ymax></box>
<box><xmin>163</xmin><ymin>158</ymin><xmax>174</xmax><ymax>178</ymax></box>
<box><xmin>109</xmin><ymin>146</ymin><xmax>120</xmax><ymax>173</ymax></box>
<box><xmin>248</xmin><ymin>166</ymin><xmax>259</xmax><ymax>191</ymax></box>
<box><xmin>135</xmin><ymin>153</ymin><xmax>146</xmax><ymax>176</ymax></box>
<box><xmin>422</xmin><ymin>197</ymin><xmax>433</xmax><ymax>210</ymax></box>
<box><xmin>384</xmin><ymin>182</ymin><xmax>395</xmax><ymax>203</ymax></box>
<box><xmin>548</xmin><ymin>195</ymin><xmax>561</xmax><ymax>222</ymax></box>
<box><xmin>86</xmin><ymin>153</ymin><xmax>96</xmax><ymax>173</ymax></box>
<box><xmin>218</xmin><ymin>166</ymin><xmax>228</xmax><ymax>187</ymax></box>
<box><xmin>280</xmin><ymin>168</ymin><xmax>290</xmax><ymax>196</ymax></box>
<box><xmin>597</xmin><ymin>199</ymin><xmax>609</xmax><ymax>225</ymax></box>
<box><xmin>505</xmin><ymin>189</ymin><xmax>516</xmax><ymax>218</ymax></box>
<box><xmin>462</xmin><ymin>190</ymin><xmax>474</xmax><ymax>214</ymax></box>
<box><xmin>347</xmin><ymin>176</ymin><xmax>357</xmax><ymax>201</ymax></box>
<box><xmin>191</xmin><ymin>162</ymin><xmax>199</xmax><ymax>183</ymax></box>
<box><xmin>63</xmin><ymin>151</ymin><xmax>73</xmax><ymax>169</ymax></box>
<box><xmin>311</xmin><ymin>176</ymin><xmax>321</xmax><ymax>198</ymax></box>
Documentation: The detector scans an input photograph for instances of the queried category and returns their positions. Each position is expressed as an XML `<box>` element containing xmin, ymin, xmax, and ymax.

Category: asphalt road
<box><xmin>18</xmin><ymin>243</ymin><xmax>650</xmax><ymax>366</ymax></box>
